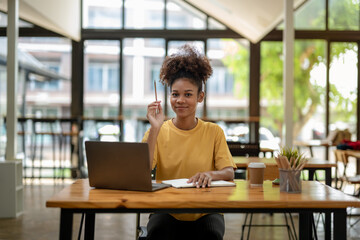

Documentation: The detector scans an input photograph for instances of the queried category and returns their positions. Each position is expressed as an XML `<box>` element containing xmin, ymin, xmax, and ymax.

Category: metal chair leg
<box><xmin>288</xmin><ymin>213</ymin><xmax>298</xmax><ymax>240</ymax></box>
<box><xmin>246</xmin><ymin>213</ymin><xmax>254</xmax><ymax>240</ymax></box>
<box><xmin>311</xmin><ymin>214</ymin><xmax>318</xmax><ymax>240</ymax></box>
<box><xmin>78</xmin><ymin>213</ymin><xmax>85</xmax><ymax>240</ymax></box>
<box><xmin>39</xmin><ymin>134</ymin><xmax>44</xmax><ymax>179</ymax></box>
<box><xmin>284</xmin><ymin>213</ymin><xmax>297</xmax><ymax>240</ymax></box>
<box><xmin>241</xmin><ymin>213</ymin><xmax>249</xmax><ymax>240</ymax></box>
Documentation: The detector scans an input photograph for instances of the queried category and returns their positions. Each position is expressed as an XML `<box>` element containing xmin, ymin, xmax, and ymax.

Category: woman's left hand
<box><xmin>187</xmin><ymin>172</ymin><xmax>212</xmax><ymax>188</ymax></box>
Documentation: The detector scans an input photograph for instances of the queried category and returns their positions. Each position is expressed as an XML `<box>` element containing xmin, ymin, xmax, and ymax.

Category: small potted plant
<box><xmin>275</xmin><ymin>147</ymin><xmax>308</xmax><ymax>193</ymax></box>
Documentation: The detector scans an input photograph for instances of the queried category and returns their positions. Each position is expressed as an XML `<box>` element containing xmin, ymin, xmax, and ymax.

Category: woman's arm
<box><xmin>146</xmin><ymin>101</ymin><xmax>164</xmax><ymax>168</ymax></box>
<box><xmin>187</xmin><ymin>166</ymin><xmax>234</xmax><ymax>188</ymax></box>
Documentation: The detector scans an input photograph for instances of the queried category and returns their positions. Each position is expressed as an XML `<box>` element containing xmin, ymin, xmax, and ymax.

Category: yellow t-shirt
<box><xmin>142</xmin><ymin>119</ymin><xmax>236</xmax><ymax>221</ymax></box>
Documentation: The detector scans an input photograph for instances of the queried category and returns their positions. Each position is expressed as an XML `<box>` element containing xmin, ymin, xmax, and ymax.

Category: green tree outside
<box><xmin>222</xmin><ymin>0</ymin><xmax>358</xmax><ymax>142</ymax></box>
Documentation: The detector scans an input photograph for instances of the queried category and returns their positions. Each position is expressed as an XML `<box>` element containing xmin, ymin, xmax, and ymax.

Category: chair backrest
<box><xmin>333</xmin><ymin>149</ymin><xmax>350</xmax><ymax>185</ymax></box>
<box><xmin>227</xmin><ymin>142</ymin><xmax>260</xmax><ymax>157</ymax></box>
<box><xmin>334</xmin><ymin>149</ymin><xmax>349</xmax><ymax>165</ymax></box>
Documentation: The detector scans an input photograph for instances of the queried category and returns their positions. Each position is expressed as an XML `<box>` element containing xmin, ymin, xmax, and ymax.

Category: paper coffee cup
<box><xmin>248</xmin><ymin>162</ymin><xmax>266</xmax><ymax>187</ymax></box>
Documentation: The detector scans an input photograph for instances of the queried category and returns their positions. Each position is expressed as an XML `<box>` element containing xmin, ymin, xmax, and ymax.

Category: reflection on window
<box><xmin>87</xmin><ymin>64</ymin><xmax>119</xmax><ymax>91</ymax></box>
<box><xmin>122</xmin><ymin>38</ymin><xmax>165</xmax><ymax>141</ymax></box>
<box><xmin>18</xmin><ymin>37</ymin><xmax>72</xmax><ymax>117</ymax></box>
<box><xmin>207</xmin><ymin>68</ymin><xmax>234</xmax><ymax>94</ymax></box>
<box><xmin>329</xmin><ymin>0</ymin><xmax>360</xmax><ymax>30</ymax></box>
<box><xmin>150</xmin><ymin>65</ymin><xmax>164</xmax><ymax>94</ymax></box>
<box><xmin>294</xmin><ymin>0</ymin><xmax>325</xmax><ymax>30</ymax></box>
<box><xmin>208</xmin><ymin>39</ymin><xmax>248</xmax><ymax>119</ymax></box>
<box><xmin>329</xmin><ymin>42</ymin><xmax>358</xmax><ymax>140</ymax></box>
<box><xmin>294</xmin><ymin>40</ymin><xmax>326</xmax><ymax>146</ymax></box>
<box><xmin>0</xmin><ymin>44</ymin><xmax>6</xmax><ymax>157</ymax></box>
<box><xmin>83</xmin><ymin>0</ymin><xmax>122</xmax><ymax>28</ymax></box>
<box><xmin>168</xmin><ymin>40</ymin><xmax>204</xmax><ymax>55</ymax></box>
<box><xmin>166</xmin><ymin>0</ymin><xmax>206</xmax><ymax>29</ymax></box>
<box><xmin>260</xmin><ymin>41</ymin><xmax>283</xmax><ymax>143</ymax></box>
<box><xmin>208</xmin><ymin>17</ymin><xmax>226</xmax><ymax>30</ymax></box>
<box><xmin>84</xmin><ymin>40</ymin><xmax>120</xmax><ymax>118</ymax></box>
<box><xmin>123</xmin><ymin>38</ymin><xmax>165</xmax><ymax>119</ymax></box>
<box><xmin>125</xmin><ymin>0</ymin><xmax>164</xmax><ymax>29</ymax></box>
<box><xmin>0</xmin><ymin>12</ymin><xmax>34</xmax><ymax>27</ymax></box>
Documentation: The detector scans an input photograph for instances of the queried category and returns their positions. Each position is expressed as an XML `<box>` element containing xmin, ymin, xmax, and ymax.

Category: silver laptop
<box><xmin>85</xmin><ymin>141</ymin><xmax>170</xmax><ymax>192</ymax></box>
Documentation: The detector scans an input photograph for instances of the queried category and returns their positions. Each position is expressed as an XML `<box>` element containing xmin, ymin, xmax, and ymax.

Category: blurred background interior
<box><xmin>1</xmin><ymin>0</ymin><xmax>360</xmax><ymax>238</ymax></box>
<box><xmin>1</xmin><ymin>0</ymin><xmax>359</xmax><ymax>180</ymax></box>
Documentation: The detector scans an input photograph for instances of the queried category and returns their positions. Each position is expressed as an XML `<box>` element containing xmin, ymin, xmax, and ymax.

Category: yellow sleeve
<box><xmin>142</xmin><ymin>128</ymin><xmax>158</xmax><ymax>169</ymax></box>
<box><xmin>214</xmin><ymin>126</ymin><xmax>237</xmax><ymax>170</ymax></box>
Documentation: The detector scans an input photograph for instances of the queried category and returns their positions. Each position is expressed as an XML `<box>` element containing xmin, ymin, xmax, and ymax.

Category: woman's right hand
<box><xmin>146</xmin><ymin>101</ymin><xmax>164</xmax><ymax>129</ymax></box>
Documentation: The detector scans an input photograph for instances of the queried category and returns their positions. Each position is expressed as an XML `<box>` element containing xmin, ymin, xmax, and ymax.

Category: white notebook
<box><xmin>162</xmin><ymin>178</ymin><xmax>236</xmax><ymax>188</ymax></box>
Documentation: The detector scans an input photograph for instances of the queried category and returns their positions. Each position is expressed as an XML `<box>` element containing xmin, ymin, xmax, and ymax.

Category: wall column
<box><xmin>283</xmin><ymin>0</ymin><xmax>294</xmax><ymax>148</ymax></box>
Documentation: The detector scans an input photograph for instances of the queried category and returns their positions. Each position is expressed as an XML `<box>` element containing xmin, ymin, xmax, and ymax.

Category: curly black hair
<box><xmin>159</xmin><ymin>44</ymin><xmax>213</xmax><ymax>93</ymax></box>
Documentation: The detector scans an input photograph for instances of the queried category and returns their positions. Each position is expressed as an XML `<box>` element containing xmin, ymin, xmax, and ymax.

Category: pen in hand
<box><xmin>154</xmin><ymin>80</ymin><xmax>159</xmax><ymax>114</ymax></box>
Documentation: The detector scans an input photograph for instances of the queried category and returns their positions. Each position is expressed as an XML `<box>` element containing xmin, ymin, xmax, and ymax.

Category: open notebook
<box><xmin>162</xmin><ymin>178</ymin><xmax>236</xmax><ymax>188</ymax></box>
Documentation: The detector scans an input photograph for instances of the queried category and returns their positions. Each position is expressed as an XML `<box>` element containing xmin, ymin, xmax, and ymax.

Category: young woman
<box><xmin>142</xmin><ymin>44</ymin><xmax>236</xmax><ymax>240</ymax></box>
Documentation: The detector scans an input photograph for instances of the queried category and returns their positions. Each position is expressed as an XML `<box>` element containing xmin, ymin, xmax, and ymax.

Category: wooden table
<box><xmin>233</xmin><ymin>156</ymin><xmax>337</xmax><ymax>239</ymax></box>
<box><xmin>233</xmin><ymin>157</ymin><xmax>337</xmax><ymax>186</ymax></box>
<box><xmin>294</xmin><ymin>140</ymin><xmax>336</xmax><ymax>159</ymax></box>
<box><xmin>46</xmin><ymin>179</ymin><xmax>360</xmax><ymax>240</ymax></box>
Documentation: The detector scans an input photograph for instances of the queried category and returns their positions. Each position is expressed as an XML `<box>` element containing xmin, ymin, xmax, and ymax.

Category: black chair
<box><xmin>227</xmin><ymin>142</ymin><xmax>260</xmax><ymax>179</ymax></box>
<box><xmin>227</xmin><ymin>142</ymin><xmax>260</xmax><ymax>157</ymax></box>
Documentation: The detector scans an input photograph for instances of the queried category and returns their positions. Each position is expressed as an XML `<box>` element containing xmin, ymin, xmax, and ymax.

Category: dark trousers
<box><xmin>146</xmin><ymin>213</ymin><xmax>225</xmax><ymax>240</ymax></box>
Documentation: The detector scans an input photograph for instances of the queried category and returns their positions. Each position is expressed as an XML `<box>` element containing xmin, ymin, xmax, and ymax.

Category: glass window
<box><xmin>0</xmin><ymin>37</ymin><xmax>6</xmax><ymax>158</ymax></box>
<box><xmin>125</xmin><ymin>0</ymin><xmax>164</xmax><ymax>29</ymax></box>
<box><xmin>123</xmin><ymin>38</ymin><xmax>165</xmax><ymax>141</ymax></box>
<box><xmin>208</xmin><ymin>17</ymin><xmax>226</xmax><ymax>30</ymax></box>
<box><xmin>329</xmin><ymin>0</ymin><xmax>360</xmax><ymax>30</ymax></box>
<box><xmin>6</xmin><ymin>37</ymin><xmax>72</xmax><ymax>165</ymax></box>
<box><xmin>84</xmin><ymin>40</ymin><xmax>120</xmax><ymax>118</ymax></box>
<box><xmin>83</xmin><ymin>0</ymin><xmax>122</xmax><ymax>29</ymax></box>
<box><xmin>260</xmin><ymin>41</ymin><xmax>283</xmax><ymax>148</ymax></box>
<box><xmin>19</xmin><ymin>37</ymin><xmax>72</xmax><ymax>117</ymax></box>
<box><xmin>168</xmin><ymin>40</ymin><xmax>204</xmax><ymax>55</ymax></box>
<box><xmin>207</xmin><ymin>39</ymin><xmax>249</xmax><ymax>119</ymax></box>
<box><xmin>167</xmin><ymin>41</ymin><xmax>205</xmax><ymax>118</ymax></box>
<box><xmin>260</xmin><ymin>40</ymin><xmax>329</xmax><ymax>159</ymax></box>
<box><xmin>329</xmin><ymin>42</ymin><xmax>358</xmax><ymax>140</ymax></box>
<box><xmin>294</xmin><ymin>40</ymin><xmax>327</xmax><ymax>159</ymax></box>
<box><xmin>166</xmin><ymin>0</ymin><xmax>206</xmax><ymax>29</ymax></box>
<box><xmin>87</xmin><ymin>65</ymin><xmax>103</xmax><ymax>91</ymax></box>
<box><xmin>0</xmin><ymin>12</ymin><xmax>34</xmax><ymax>27</ymax></box>
<box><xmin>294</xmin><ymin>0</ymin><xmax>325</xmax><ymax>30</ymax></box>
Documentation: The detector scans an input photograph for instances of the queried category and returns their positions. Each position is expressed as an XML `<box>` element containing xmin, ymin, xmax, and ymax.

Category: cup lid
<box><xmin>248</xmin><ymin>162</ymin><xmax>266</xmax><ymax>168</ymax></box>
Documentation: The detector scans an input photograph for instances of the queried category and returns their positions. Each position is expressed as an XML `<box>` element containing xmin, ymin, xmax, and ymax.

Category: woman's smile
<box><xmin>170</xmin><ymin>78</ymin><xmax>204</xmax><ymax>120</ymax></box>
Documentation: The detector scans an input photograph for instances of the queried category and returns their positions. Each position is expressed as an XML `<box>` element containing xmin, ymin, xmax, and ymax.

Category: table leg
<box><xmin>299</xmin><ymin>212</ymin><xmax>312</xmax><ymax>240</ymax></box>
<box><xmin>325</xmin><ymin>212</ymin><xmax>331</xmax><ymax>240</ymax></box>
<box><xmin>325</xmin><ymin>168</ymin><xmax>331</xmax><ymax>186</ymax></box>
<box><xmin>308</xmin><ymin>169</ymin><xmax>315</xmax><ymax>181</ymax></box>
<box><xmin>85</xmin><ymin>213</ymin><xmax>96</xmax><ymax>240</ymax></box>
<box><xmin>333</xmin><ymin>209</ymin><xmax>346</xmax><ymax>240</ymax></box>
<box><xmin>60</xmin><ymin>209</ymin><xmax>73</xmax><ymax>240</ymax></box>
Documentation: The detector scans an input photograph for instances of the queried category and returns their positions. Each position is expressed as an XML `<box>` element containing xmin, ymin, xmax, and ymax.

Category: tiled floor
<box><xmin>0</xmin><ymin>179</ymin><xmax>359</xmax><ymax>240</ymax></box>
